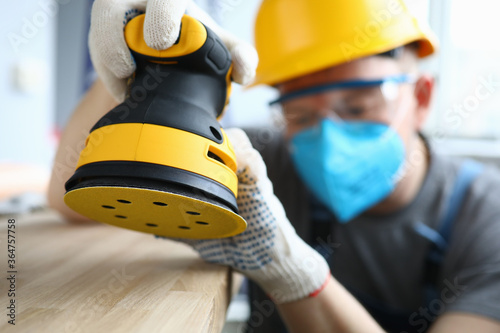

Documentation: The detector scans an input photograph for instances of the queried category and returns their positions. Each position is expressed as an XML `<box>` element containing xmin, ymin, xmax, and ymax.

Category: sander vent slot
<box><xmin>210</xmin><ymin>126</ymin><xmax>222</xmax><ymax>141</ymax></box>
<box><xmin>146</xmin><ymin>223</ymin><xmax>158</xmax><ymax>227</ymax></box>
<box><xmin>186</xmin><ymin>211</ymin><xmax>201</xmax><ymax>215</ymax></box>
<box><xmin>207</xmin><ymin>151</ymin><xmax>226</xmax><ymax>165</ymax></box>
<box><xmin>195</xmin><ymin>221</ymin><xmax>209</xmax><ymax>225</ymax></box>
<box><xmin>115</xmin><ymin>215</ymin><xmax>127</xmax><ymax>219</ymax></box>
<box><xmin>208</xmin><ymin>145</ymin><xmax>236</xmax><ymax>171</ymax></box>
<box><xmin>102</xmin><ymin>205</ymin><xmax>115</xmax><ymax>209</ymax></box>
<box><xmin>153</xmin><ymin>202</ymin><xmax>168</xmax><ymax>206</ymax></box>
<box><xmin>117</xmin><ymin>199</ymin><xmax>131</xmax><ymax>204</ymax></box>
<box><xmin>178</xmin><ymin>226</ymin><xmax>191</xmax><ymax>230</ymax></box>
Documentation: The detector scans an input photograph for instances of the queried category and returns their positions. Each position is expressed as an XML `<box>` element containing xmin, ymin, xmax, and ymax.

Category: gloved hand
<box><xmin>89</xmin><ymin>0</ymin><xmax>258</xmax><ymax>102</ymax></box>
<box><xmin>166</xmin><ymin>128</ymin><xmax>331</xmax><ymax>304</ymax></box>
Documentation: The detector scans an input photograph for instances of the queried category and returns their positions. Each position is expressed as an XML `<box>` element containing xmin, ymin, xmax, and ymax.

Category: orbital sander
<box><xmin>64</xmin><ymin>14</ymin><xmax>247</xmax><ymax>239</ymax></box>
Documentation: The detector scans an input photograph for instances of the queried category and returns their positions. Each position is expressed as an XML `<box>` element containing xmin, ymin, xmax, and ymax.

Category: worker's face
<box><xmin>277</xmin><ymin>56</ymin><xmax>434</xmax><ymax>151</ymax></box>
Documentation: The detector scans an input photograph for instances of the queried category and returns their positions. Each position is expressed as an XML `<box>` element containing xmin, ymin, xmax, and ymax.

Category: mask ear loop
<box><xmin>380</xmin><ymin>76</ymin><xmax>416</xmax><ymax>142</ymax></box>
<box><xmin>324</xmin><ymin>108</ymin><xmax>344</xmax><ymax>125</ymax></box>
<box><xmin>380</xmin><ymin>76</ymin><xmax>418</xmax><ymax>183</ymax></box>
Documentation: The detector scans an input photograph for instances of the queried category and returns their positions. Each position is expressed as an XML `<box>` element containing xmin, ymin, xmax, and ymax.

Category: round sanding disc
<box><xmin>64</xmin><ymin>186</ymin><xmax>247</xmax><ymax>239</ymax></box>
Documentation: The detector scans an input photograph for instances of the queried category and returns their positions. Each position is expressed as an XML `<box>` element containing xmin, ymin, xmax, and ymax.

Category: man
<box><xmin>245</xmin><ymin>1</ymin><xmax>500</xmax><ymax>332</ymax></box>
<box><xmin>48</xmin><ymin>0</ymin><xmax>500</xmax><ymax>332</ymax></box>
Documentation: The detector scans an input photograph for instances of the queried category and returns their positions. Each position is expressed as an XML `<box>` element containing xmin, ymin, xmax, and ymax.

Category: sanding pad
<box><xmin>64</xmin><ymin>186</ymin><xmax>247</xmax><ymax>239</ymax></box>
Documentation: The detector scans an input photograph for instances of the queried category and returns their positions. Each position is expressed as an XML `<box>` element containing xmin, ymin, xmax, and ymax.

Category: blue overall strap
<box><xmin>415</xmin><ymin>159</ymin><xmax>484</xmax><ymax>307</ymax></box>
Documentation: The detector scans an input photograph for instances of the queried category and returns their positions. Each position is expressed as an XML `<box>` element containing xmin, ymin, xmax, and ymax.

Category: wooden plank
<box><xmin>0</xmin><ymin>210</ymin><xmax>236</xmax><ymax>332</ymax></box>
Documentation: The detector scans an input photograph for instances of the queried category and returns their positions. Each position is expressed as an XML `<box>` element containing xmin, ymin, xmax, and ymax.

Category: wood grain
<box><xmin>0</xmin><ymin>210</ymin><xmax>238</xmax><ymax>333</ymax></box>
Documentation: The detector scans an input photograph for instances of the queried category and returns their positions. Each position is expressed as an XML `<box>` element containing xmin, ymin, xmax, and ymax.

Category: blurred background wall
<box><xmin>1</xmin><ymin>0</ymin><xmax>57</xmax><ymax>168</ymax></box>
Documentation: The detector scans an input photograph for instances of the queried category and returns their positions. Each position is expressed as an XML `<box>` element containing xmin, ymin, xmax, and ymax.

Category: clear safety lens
<box><xmin>274</xmin><ymin>82</ymin><xmax>403</xmax><ymax>132</ymax></box>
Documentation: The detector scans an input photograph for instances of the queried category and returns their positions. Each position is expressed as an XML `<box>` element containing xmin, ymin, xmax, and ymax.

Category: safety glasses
<box><xmin>270</xmin><ymin>74</ymin><xmax>416</xmax><ymax>130</ymax></box>
<box><xmin>269</xmin><ymin>74</ymin><xmax>415</xmax><ymax>105</ymax></box>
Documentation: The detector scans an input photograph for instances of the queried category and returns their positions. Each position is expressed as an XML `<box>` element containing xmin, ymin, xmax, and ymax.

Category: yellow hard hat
<box><xmin>253</xmin><ymin>0</ymin><xmax>438</xmax><ymax>86</ymax></box>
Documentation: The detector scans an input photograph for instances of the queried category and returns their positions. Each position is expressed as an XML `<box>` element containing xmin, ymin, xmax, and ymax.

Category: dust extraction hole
<box><xmin>153</xmin><ymin>202</ymin><xmax>168</xmax><ymax>206</ymax></box>
<box><xmin>115</xmin><ymin>215</ymin><xmax>127</xmax><ymax>219</ymax></box>
<box><xmin>210</xmin><ymin>126</ymin><xmax>222</xmax><ymax>141</ymax></box>
<box><xmin>117</xmin><ymin>199</ymin><xmax>131</xmax><ymax>204</ymax></box>
<box><xmin>207</xmin><ymin>151</ymin><xmax>225</xmax><ymax>165</ymax></box>
<box><xmin>186</xmin><ymin>211</ymin><xmax>201</xmax><ymax>215</ymax></box>
<box><xmin>102</xmin><ymin>205</ymin><xmax>115</xmax><ymax>209</ymax></box>
<box><xmin>196</xmin><ymin>221</ymin><xmax>209</xmax><ymax>225</ymax></box>
<box><xmin>146</xmin><ymin>223</ymin><xmax>158</xmax><ymax>227</ymax></box>
<box><xmin>178</xmin><ymin>226</ymin><xmax>191</xmax><ymax>230</ymax></box>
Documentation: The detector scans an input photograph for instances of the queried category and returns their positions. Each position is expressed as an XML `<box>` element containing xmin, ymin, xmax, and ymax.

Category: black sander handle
<box><xmin>91</xmin><ymin>14</ymin><xmax>233</xmax><ymax>143</ymax></box>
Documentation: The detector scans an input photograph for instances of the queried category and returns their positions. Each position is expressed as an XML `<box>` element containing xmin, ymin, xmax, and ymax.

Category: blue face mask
<box><xmin>290</xmin><ymin>118</ymin><xmax>406</xmax><ymax>223</ymax></box>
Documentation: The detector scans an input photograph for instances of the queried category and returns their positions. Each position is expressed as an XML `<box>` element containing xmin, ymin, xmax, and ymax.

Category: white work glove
<box><xmin>89</xmin><ymin>0</ymin><xmax>258</xmax><ymax>102</ymax></box>
<box><xmin>166</xmin><ymin>129</ymin><xmax>331</xmax><ymax>304</ymax></box>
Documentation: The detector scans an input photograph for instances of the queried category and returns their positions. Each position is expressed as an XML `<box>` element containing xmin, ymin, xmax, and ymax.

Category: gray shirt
<box><xmin>246</xmin><ymin>127</ymin><xmax>500</xmax><ymax>331</ymax></box>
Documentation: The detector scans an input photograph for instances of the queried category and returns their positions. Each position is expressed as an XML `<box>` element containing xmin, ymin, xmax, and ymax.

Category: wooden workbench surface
<box><xmin>0</xmin><ymin>210</ymin><xmax>237</xmax><ymax>333</ymax></box>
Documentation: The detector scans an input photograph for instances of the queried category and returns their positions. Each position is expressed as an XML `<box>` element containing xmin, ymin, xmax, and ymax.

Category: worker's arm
<box><xmin>429</xmin><ymin>313</ymin><xmax>500</xmax><ymax>332</ymax></box>
<box><xmin>278</xmin><ymin>276</ymin><xmax>384</xmax><ymax>332</ymax></box>
<box><xmin>47</xmin><ymin>79</ymin><xmax>117</xmax><ymax>222</ymax></box>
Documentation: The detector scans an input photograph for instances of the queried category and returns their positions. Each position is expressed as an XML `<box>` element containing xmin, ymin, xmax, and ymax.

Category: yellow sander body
<box><xmin>64</xmin><ymin>14</ymin><xmax>247</xmax><ymax>239</ymax></box>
